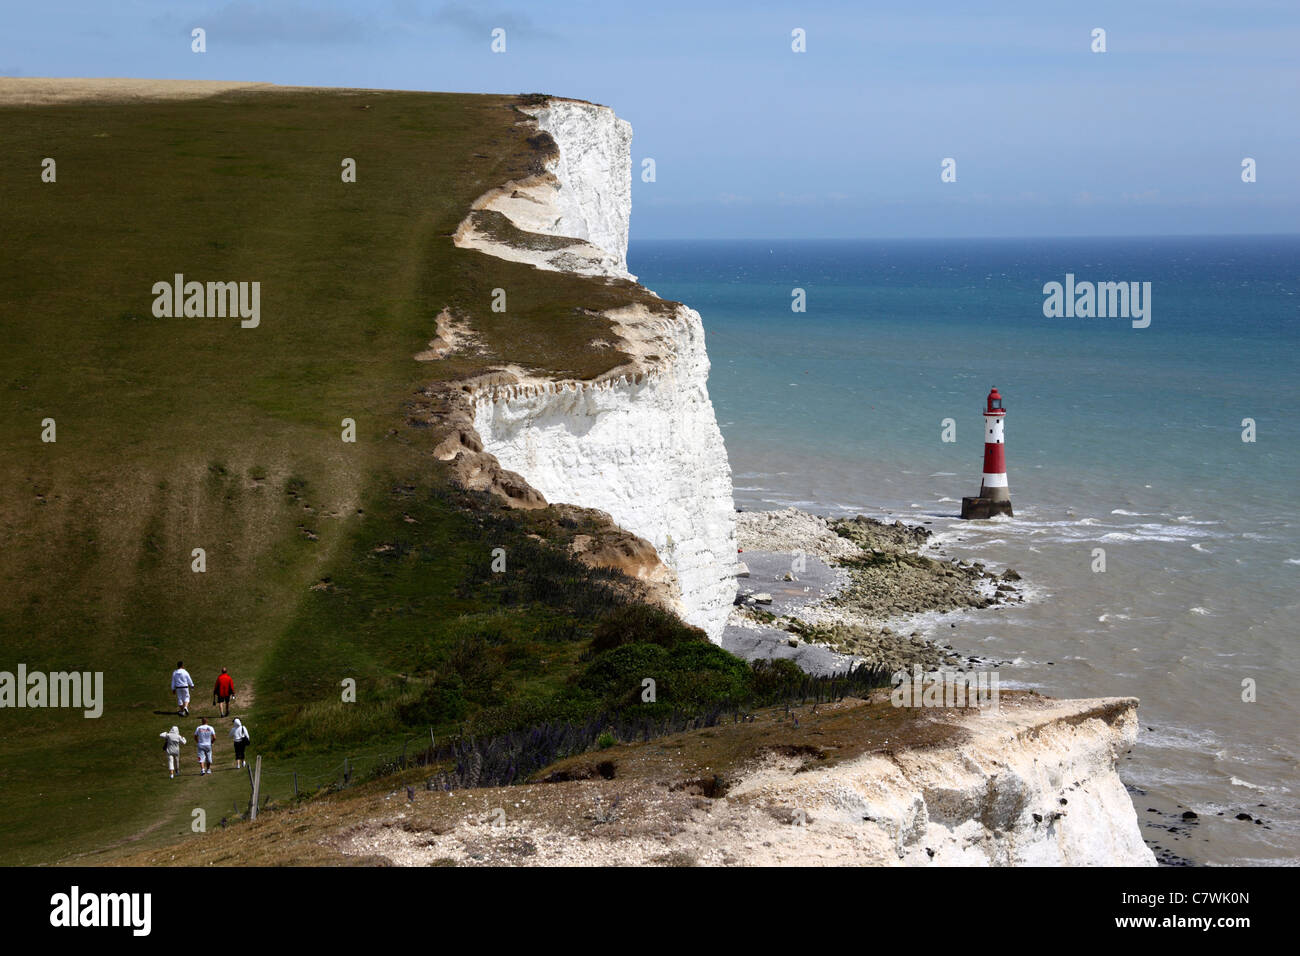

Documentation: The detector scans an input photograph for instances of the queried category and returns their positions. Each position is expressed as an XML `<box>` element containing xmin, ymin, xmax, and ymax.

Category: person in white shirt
<box><xmin>159</xmin><ymin>725</ymin><xmax>186</xmax><ymax>779</ymax></box>
<box><xmin>230</xmin><ymin>718</ymin><xmax>251</xmax><ymax>769</ymax></box>
<box><xmin>193</xmin><ymin>718</ymin><xmax>216</xmax><ymax>775</ymax></box>
<box><xmin>170</xmin><ymin>661</ymin><xmax>195</xmax><ymax>716</ymax></box>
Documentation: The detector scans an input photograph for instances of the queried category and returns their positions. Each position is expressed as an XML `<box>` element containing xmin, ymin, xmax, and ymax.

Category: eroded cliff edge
<box><xmin>334</xmin><ymin>693</ymin><xmax>1157</xmax><ymax>866</ymax></box>
<box><xmin>111</xmin><ymin>692</ymin><xmax>1156</xmax><ymax>866</ymax></box>
<box><xmin>436</xmin><ymin>97</ymin><xmax>739</xmax><ymax>640</ymax></box>
<box><xmin>406</xmin><ymin>96</ymin><xmax>1153</xmax><ymax>866</ymax></box>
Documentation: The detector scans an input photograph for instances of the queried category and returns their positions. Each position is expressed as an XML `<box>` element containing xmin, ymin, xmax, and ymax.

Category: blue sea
<box><xmin>630</xmin><ymin>236</ymin><xmax>1300</xmax><ymax>866</ymax></box>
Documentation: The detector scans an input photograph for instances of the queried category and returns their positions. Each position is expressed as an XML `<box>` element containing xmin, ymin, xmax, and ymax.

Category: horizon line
<box><xmin>629</xmin><ymin>232</ymin><xmax>1300</xmax><ymax>243</ymax></box>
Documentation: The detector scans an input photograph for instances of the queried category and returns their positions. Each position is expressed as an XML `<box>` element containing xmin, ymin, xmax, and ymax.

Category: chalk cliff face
<box><xmin>327</xmin><ymin>694</ymin><xmax>1156</xmax><ymax>867</ymax></box>
<box><xmin>727</xmin><ymin>696</ymin><xmax>1157</xmax><ymax>866</ymax></box>
<box><xmin>453</xmin><ymin>99</ymin><xmax>738</xmax><ymax>639</ymax></box>
<box><xmin>454</xmin><ymin>100</ymin><xmax>634</xmax><ymax>280</ymax></box>
<box><xmin>471</xmin><ymin>305</ymin><xmax>738</xmax><ymax>639</ymax></box>
<box><xmin>520</xmin><ymin>100</ymin><xmax>633</xmax><ymax>274</ymax></box>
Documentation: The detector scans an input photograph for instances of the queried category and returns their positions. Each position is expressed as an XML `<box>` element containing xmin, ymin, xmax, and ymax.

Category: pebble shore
<box><xmin>728</xmin><ymin>507</ymin><xmax>1024</xmax><ymax>672</ymax></box>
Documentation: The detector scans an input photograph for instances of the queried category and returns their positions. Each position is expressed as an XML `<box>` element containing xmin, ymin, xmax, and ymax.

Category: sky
<box><xmin>4</xmin><ymin>0</ymin><xmax>1297</xmax><ymax>239</ymax></box>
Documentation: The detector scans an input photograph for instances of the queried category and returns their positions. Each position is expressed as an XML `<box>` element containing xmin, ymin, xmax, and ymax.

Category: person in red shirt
<box><xmin>212</xmin><ymin>667</ymin><xmax>235</xmax><ymax>717</ymax></box>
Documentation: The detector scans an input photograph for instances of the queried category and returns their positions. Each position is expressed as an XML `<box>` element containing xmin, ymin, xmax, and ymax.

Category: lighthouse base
<box><xmin>961</xmin><ymin>496</ymin><xmax>1013</xmax><ymax>520</ymax></box>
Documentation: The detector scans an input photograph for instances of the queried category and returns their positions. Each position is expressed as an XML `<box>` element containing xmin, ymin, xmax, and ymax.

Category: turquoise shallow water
<box><xmin>631</xmin><ymin>236</ymin><xmax>1300</xmax><ymax>865</ymax></box>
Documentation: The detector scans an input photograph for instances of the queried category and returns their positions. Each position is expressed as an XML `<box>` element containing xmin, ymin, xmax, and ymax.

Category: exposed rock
<box><xmin>314</xmin><ymin>694</ymin><xmax>1155</xmax><ymax>867</ymax></box>
<box><xmin>452</xmin><ymin>99</ymin><xmax>634</xmax><ymax>279</ymax></box>
<box><xmin>458</xmin><ymin>105</ymin><xmax>735</xmax><ymax>640</ymax></box>
<box><xmin>726</xmin><ymin>509</ymin><xmax>1023</xmax><ymax>670</ymax></box>
<box><xmin>445</xmin><ymin>450</ymin><xmax>547</xmax><ymax>510</ymax></box>
<box><xmin>736</xmin><ymin>507</ymin><xmax>860</xmax><ymax>560</ymax></box>
<box><xmin>415</xmin><ymin>309</ymin><xmax>481</xmax><ymax>362</ymax></box>
<box><xmin>565</xmin><ymin>512</ymin><xmax>679</xmax><ymax>612</ymax></box>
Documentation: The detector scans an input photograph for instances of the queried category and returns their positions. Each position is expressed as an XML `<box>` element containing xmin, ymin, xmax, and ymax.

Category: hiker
<box><xmin>213</xmin><ymin>667</ymin><xmax>235</xmax><ymax>717</ymax></box>
<box><xmin>230</xmin><ymin>718</ymin><xmax>251</xmax><ymax>769</ymax></box>
<box><xmin>170</xmin><ymin>660</ymin><xmax>195</xmax><ymax>716</ymax></box>
<box><xmin>160</xmin><ymin>725</ymin><xmax>186</xmax><ymax>779</ymax></box>
<box><xmin>194</xmin><ymin>717</ymin><xmax>216</xmax><ymax>775</ymax></box>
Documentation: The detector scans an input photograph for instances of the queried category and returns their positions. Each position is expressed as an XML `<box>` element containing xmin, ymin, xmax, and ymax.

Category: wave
<box><xmin>1099</xmin><ymin>524</ymin><xmax>1213</xmax><ymax>543</ymax></box>
<box><xmin>1140</xmin><ymin>723</ymin><xmax>1223</xmax><ymax>754</ymax></box>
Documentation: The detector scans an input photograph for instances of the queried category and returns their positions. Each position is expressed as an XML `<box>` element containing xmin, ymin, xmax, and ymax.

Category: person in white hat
<box><xmin>230</xmin><ymin>718</ymin><xmax>251</xmax><ymax>769</ymax></box>
<box><xmin>159</xmin><ymin>725</ymin><xmax>186</xmax><ymax>779</ymax></box>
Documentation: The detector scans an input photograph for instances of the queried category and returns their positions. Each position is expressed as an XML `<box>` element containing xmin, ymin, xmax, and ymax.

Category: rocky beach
<box><xmin>724</xmin><ymin>507</ymin><xmax>1025</xmax><ymax>676</ymax></box>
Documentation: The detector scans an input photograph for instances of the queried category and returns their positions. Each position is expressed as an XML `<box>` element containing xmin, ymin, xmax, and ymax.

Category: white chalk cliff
<box><xmin>453</xmin><ymin>99</ymin><xmax>738</xmax><ymax>639</ymax></box>
<box><xmin>421</xmin><ymin>98</ymin><xmax>1154</xmax><ymax>868</ymax></box>
<box><xmin>728</xmin><ymin>696</ymin><xmax>1157</xmax><ymax>866</ymax></box>
<box><xmin>337</xmin><ymin>694</ymin><xmax>1156</xmax><ymax>867</ymax></box>
<box><xmin>454</xmin><ymin>100</ymin><xmax>634</xmax><ymax>280</ymax></box>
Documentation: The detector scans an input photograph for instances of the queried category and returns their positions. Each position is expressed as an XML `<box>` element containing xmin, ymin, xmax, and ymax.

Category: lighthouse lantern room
<box><xmin>961</xmin><ymin>387</ymin><xmax>1014</xmax><ymax>519</ymax></box>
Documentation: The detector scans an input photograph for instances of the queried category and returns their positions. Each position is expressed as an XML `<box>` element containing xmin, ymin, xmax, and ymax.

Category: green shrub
<box><xmin>444</xmin><ymin>634</ymin><xmax>506</xmax><ymax>701</ymax></box>
<box><xmin>579</xmin><ymin>643</ymin><xmax>670</xmax><ymax>705</ymax></box>
<box><xmin>465</xmin><ymin>690</ymin><xmax>600</xmax><ymax>738</ymax></box>
<box><xmin>748</xmin><ymin>658</ymin><xmax>806</xmax><ymax>699</ymax></box>
<box><xmin>591</xmin><ymin>603</ymin><xmax>705</xmax><ymax>653</ymax></box>
<box><xmin>396</xmin><ymin>679</ymin><xmax>468</xmax><ymax>725</ymax></box>
<box><xmin>579</xmin><ymin>640</ymin><xmax>752</xmax><ymax>710</ymax></box>
<box><xmin>662</xmin><ymin>642</ymin><xmax>752</xmax><ymax>707</ymax></box>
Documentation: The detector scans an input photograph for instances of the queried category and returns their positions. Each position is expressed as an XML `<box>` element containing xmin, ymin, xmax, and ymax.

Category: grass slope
<box><xmin>0</xmin><ymin>85</ymin><xmax>765</xmax><ymax>865</ymax></box>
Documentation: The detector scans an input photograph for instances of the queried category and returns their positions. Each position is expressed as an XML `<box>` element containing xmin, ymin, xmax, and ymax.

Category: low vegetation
<box><xmin>0</xmin><ymin>83</ymin><xmax>862</xmax><ymax>865</ymax></box>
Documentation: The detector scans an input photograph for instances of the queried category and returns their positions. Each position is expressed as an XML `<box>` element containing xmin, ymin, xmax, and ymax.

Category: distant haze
<box><xmin>4</xmin><ymin>0</ymin><xmax>1296</xmax><ymax>238</ymax></box>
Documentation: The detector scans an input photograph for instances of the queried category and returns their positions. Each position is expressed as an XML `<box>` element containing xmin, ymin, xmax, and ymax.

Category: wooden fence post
<box><xmin>249</xmin><ymin>755</ymin><xmax>262</xmax><ymax>821</ymax></box>
<box><xmin>293</xmin><ymin>772</ymin><xmax>299</xmax><ymax>798</ymax></box>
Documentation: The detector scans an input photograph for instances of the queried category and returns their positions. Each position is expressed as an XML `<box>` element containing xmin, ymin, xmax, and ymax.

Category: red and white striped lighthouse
<box><xmin>961</xmin><ymin>387</ymin><xmax>1014</xmax><ymax>519</ymax></box>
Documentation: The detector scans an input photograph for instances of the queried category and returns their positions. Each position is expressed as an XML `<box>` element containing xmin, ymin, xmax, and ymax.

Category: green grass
<box><xmin>468</xmin><ymin>209</ymin><xmax>585</xmax><ymax>251</ymax></box>
<box><xmin>0</xmin><ymin>86</ymin><xmax>699</xmax><ymax>865</ymax></box>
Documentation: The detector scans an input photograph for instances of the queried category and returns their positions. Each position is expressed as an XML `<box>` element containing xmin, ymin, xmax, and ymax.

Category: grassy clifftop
<box><xmin>1</xmin><ymin>82</ymin><xmax>752</xmax><ymax>864</ymax></box>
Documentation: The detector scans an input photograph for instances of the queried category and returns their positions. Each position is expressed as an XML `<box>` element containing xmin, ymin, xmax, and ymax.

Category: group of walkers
<box><xmin>159</xmin><ymin>661</ymin><xmax>252</xmax><ymax>779</ymax></box>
